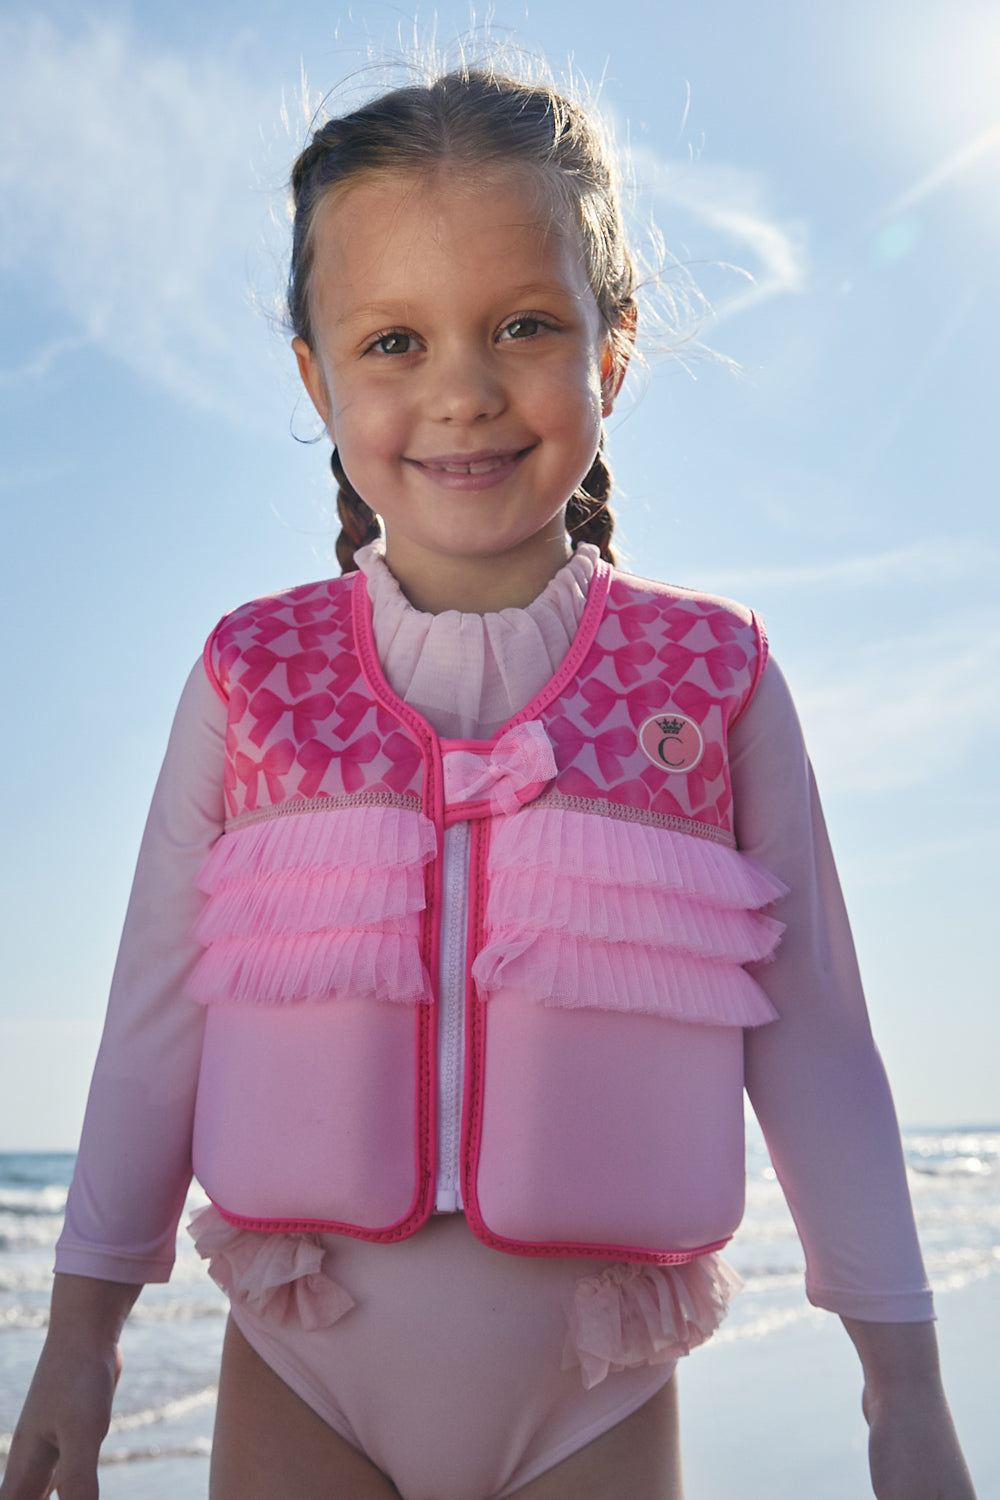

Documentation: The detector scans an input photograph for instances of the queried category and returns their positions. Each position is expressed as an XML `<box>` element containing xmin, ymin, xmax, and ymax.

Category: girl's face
<box><xmin>294</xmin><ymin>167</ymin><xmax>626</xmax><ymax>612</ymax></box>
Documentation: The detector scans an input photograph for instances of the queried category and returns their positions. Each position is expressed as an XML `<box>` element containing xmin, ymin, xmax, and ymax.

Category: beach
<box><xmin>681</xmin><ymin>1272</ymin><xmax>996</xmax><ymax>1497</ymax></box>
<box><xmin>2</xmin><ymin>1128</ymin><xmax>996</xmax><ymax>1497</ymax></box>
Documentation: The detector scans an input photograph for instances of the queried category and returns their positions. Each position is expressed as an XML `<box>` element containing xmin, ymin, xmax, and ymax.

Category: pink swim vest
<box><xmin>188</xmin><ymin>559</ymin><xmax>787</xmax><ymax>1266</ymax></box>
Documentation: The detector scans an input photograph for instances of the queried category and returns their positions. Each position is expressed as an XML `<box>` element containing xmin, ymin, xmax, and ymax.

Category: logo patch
<box><xmin>638</xmin><ymin>712</ymin><xmax>704</xmax><ymax>773</ymax></box>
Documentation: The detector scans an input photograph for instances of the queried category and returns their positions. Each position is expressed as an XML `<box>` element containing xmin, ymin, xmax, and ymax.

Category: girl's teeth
<box><xmin>436</xmin><ymin>456</ymin><xmax>507</xmax><ymax>474</ymax></box>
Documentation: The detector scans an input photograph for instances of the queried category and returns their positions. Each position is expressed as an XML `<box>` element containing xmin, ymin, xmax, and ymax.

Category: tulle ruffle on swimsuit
<box><xmin>189</xmin><ymin>1205</ymin><xmax>739</xmax><ymax>1500</ymax></box>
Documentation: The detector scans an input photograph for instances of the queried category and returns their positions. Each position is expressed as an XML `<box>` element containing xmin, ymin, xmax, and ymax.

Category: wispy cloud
<box><xmin>630</xmin><ymin>146</ymin><xmax>808</xmax><ymax>322</ymax></box>
<box><xmin>0</xmin><ymin>16</ymin><xmax>291</xmax><ymax>422</ymax></box>
<box><xmin>697</xmin><ymin>537</ymin><xmax>999</xmax><ymax>595</ymax></box>
<box><xmin>0</xmin><ymin>335</ymin><xmax>90</xmax><ymax>386</ymax></box>
<box><xmin>794</xmin><ymin>609</ymin><xmax>1000</xmax><ymax>795</ymax></box>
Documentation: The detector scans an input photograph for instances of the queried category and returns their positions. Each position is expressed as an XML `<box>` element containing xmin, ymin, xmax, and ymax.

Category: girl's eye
<box><xmin>369</xmin><ymin>331</ymin><xmax>415</xmax><ymax>356</ymax></box>
<box><xmin>499</xmin><ymin>317</ymin><xmax>545</xmax><ymax>341</ymax></box>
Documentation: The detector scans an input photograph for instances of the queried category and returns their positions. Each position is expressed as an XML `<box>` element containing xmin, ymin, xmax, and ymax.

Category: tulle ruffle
<box><xmin>190</xmin><ymin>807</ymin><xmax>436</xmax><ymax>1006</ymax></box>
<box><xmin>475</xmin><ymin>809</ymin><xmax>786</xmax><ymax>1026</ymax></box>
<box><xmin>488</xmin><ymin>808</ymin><xmax>784</xmax><ymax>907</ymax></box>
<box><xmin>475</xmin><ymin>937</ymin><xmax>779</xmax><ymax>1025</ymax></box>
<box><xmin>188</xmin><ymin>1204</ymin><xmax>355</xmax><ymax>1332</ymax></box>
<box><xmin>485</xmin><ymin>870</ymin><xmax>784</xmax><ymax>961</ymax></box>
<box><xmin>562</xmin><ymin>1253</ymin><xmax>743</xmax><ymax>1389</ymax></box>
<box><xmin>190</xmin><ymin>928</ymin><xmax>431</xmax><ymax>1007</ymax></box>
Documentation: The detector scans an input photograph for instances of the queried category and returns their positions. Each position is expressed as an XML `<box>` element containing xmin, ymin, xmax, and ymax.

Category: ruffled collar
<box><xmin>355</xmin><ymin>543</ymin><xmax>599</xmax><ymax>740</ymax></box>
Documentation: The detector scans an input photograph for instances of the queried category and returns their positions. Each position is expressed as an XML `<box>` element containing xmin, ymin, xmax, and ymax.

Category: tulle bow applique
<box><xmin>442</xmin><ymin>722</ymin><xmax>557</xmax><ymax>822</ymax></box>
<box><xmin>188</xmin><ymin>1204</ymin><xmax>355</xmax><ymax>1332</ymax></box>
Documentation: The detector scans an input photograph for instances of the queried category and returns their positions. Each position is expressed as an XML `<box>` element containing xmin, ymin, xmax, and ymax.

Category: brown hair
<box><xmin>288</xmin><ymin>67</ymin><xmax>636</xmax><ymax>572</ymax></box>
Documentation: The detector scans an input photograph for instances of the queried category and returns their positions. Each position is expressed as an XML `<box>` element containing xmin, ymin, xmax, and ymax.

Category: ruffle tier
<box><xmin>474</xmin><ymin>808</ymin><xmax>786</xmax><ymax>1026</ymax></box>
<box><xmin>562</xmin><ymin>1253</ymin><xmax>743</xmax><ymax>1389</ymax></box>
<box><xmin>190</xmin><ymin>806</ymin><xmax>436</xmax><ymax>1007</ymax></box>
<box><xmin>188</xmin><ymin>1204</ymin><xmax>355</xmax><ymax>1332</ymax></box>
<box><xmin>487</xmin><ymin>808</ymin><xmax>785</xmax><ymax>906</ymax></box>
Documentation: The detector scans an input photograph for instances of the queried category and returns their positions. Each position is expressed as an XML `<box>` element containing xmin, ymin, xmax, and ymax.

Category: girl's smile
<box><xmin>405</xmin><ymin>445</ymin><xmax>534</xmax><ymax>489</ymax></box>
<box><xmin>293</xmin><ymin>167</ymin><xmax>626</xmax><ymax>612</ymax></box>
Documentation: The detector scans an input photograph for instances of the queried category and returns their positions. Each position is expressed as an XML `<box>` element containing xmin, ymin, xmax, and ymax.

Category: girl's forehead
<box><xmin>310</xmin><ymin>164</ymin><xmax>584</xmax><ymax>274</ymax></box>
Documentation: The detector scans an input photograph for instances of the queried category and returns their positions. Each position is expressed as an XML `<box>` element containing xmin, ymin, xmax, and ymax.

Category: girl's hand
<box><xmin>842</xmin><ymin>1317</ymin><xmax>977</xmax><ymax>1500</ymax></box>
<box><xmin>0</xmin><ymin>1275</ymin><xmax>139</xmax><ymax>1500</ymax></box>
<box><xmin>863</xmin><ymin>1381</ymin><xmax>978</xmax><ymax>1500</ymax></box>
<box><xmin>0</xmin><ymin>1341</ymin><xmax>122</xmax><ymax>1500</ymax></box>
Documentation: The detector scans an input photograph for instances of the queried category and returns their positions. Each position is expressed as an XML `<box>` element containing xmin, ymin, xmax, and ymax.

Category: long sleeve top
<box><xmin>55</xmin><ymin>545</ymin><xmax>933</xmax><ymax>1321</ymax></box>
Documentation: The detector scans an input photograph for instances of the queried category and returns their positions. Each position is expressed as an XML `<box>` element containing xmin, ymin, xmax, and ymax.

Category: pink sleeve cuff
<box><xmin>806</xmin><ymin>1282</ymin><xmax>936</xmax><ymax>1322</ymax></box>
<box><xmin>53</xmin><ymin>1243</ymin><xmax>175</xmax><ymax>1285</ymax></box>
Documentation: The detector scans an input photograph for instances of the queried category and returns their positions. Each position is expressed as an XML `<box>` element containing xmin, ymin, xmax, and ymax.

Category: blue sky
<box><xmin>1</xmin><ymin>0</ymin><xmax>998</xmax><ymax>1147</ymax></box>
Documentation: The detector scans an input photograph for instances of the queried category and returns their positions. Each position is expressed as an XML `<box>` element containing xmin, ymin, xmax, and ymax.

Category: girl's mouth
<box><xmin>407</xmin><ymin>448</ymin><xmax>533</xmax><ymax>489</ymax></box>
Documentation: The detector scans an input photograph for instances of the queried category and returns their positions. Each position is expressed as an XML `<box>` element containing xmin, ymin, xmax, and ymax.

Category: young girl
<box><xmin>1</xmin><ymin>66</ymin><xmax>977</xmax><ymax>1500</ymax></box>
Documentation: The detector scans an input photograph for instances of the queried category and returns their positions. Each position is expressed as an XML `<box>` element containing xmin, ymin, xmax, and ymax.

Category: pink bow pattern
<box><xmin>442</xmin><ymin>722</ymin><xmax>557</xmax><ymax>821</ymax></box>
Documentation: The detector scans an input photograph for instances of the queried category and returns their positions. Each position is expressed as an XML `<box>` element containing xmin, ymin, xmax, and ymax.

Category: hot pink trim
<box><xmin>210</xmin><ymin>1198</ymin><xmax>432</xmax><ymax>1243</ymax></box>
<box><xmin>457</xmin><ymin>817</ymin><xmax>725</xmax><ymax>1266</ymax></box>
<box><xmin>352</xmin><ymin>576</ymin><xmax>444</xmax><ymax>1234</ymax></box>
<box><xmin>503</xmin><ymin>560</ymin><xmax>613</xmax><ymax>731</ymax></box>
<box><xmin>730</xmin><ymin>610</ymin><xmax>769</xmax><ymax>728</ymax></box>
<box><xmin>230</xmin><ymin>563</ymin><xmax>750</xmax><ymax>1258</ymax></box>
<box><xmin>443</xmin><ymin>780</ymin><xmax>550</xmax><ymax>828</ymax></box>
<box><xmin>349</xmin><ymin>563</ymin><xmax>615</xmax><ymax>1237</ymax></box>
<box><xmin>202</xmin><ymin>621</ymin><xmax>231</xmax><ymax>707</ymax></box>
<box><xmin>351</xmin><ymin>559</ymin><xmax>613</xmax><ymax>750</ymax></box>
<box><xmin>462</xmin><ymin>818</ymin><xmax>491</xmax><ymax>1238</ymax></box>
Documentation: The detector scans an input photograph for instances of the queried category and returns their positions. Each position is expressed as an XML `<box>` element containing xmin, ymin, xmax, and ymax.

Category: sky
<box><xmin>0</xmin><ymin>0</ymin><xmax>998</xmax><ymax>1148</ymax></box>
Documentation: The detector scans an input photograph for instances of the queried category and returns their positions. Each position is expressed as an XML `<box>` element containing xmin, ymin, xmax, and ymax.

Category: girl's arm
<box><xmin>55</xmin><ymin>660</ymin><xmax>226</xmax><ymax>1283</ymax></box>
<box><xmin>843</xmin><ymin>1318</ymin><xmax>976</xmax><ymax>1500</ymax></box>
<box><xmin>0</xmin><ymin>1274</ymin><xmax>140</xmax><ymax>1500</ymax></box>
<box><xmin>2</xmin><ymin>662</ymin><xmax>227</xmax><ymax>1495</ymax></box>
<box><xmin>731</xmin><ymin>659</ymin><xmax>976</xmax><ymax>1498</ymax></box>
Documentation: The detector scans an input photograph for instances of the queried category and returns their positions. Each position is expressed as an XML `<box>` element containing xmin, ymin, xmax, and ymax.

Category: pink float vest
<box><xmin>189</xmin><ymin>559</ymin><xmax>786</xmax><ymax>1265</ymax></box>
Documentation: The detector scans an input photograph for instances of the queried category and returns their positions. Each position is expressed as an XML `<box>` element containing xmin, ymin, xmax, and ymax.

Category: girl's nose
<box><xmin>425</xmin><ymin>345</ymin><xmax>506</xmax><ymax>423</ymax></box>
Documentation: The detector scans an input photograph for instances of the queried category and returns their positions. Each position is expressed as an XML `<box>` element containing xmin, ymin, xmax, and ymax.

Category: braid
<box><xmin>331</xmin><ymin>447</ymin><xmax>381</xmax><ymax>573</ymax></box>
<box><xmin>566</xmin><ymin>442</ymin><xmax>617</xmax><ymax>565</ymax></box>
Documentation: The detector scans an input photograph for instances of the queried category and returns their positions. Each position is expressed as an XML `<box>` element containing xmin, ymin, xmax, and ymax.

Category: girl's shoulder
<box><xmin>609</xmin><ymin>564</ymin><xmax>757</xmax><ymax>632</ymax></box>
<box><xmin>605</xmin><ymin>566</ymin><xmax>768</xmax><ymax>722</ymax></box>
<box><xmin>202</xmin><ymin>573</ymin><xmax>355</xmax><ymax>701</ymax></box>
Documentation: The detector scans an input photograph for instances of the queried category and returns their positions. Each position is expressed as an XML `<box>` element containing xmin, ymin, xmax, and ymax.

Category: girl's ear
<box><xmin>293</xmin><ymin>336</ymin><xmax>333</xmax><ymax>434</ymax></box>
<box><xmin>600</xmin><ymin>307</ymin><xmax>637</xmax><ymax>416</ymax></box>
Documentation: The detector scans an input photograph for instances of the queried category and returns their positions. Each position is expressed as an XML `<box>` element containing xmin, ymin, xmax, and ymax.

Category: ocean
<box><xmin>2</xmin><ymin>1127</ymin><xmax>997</xmax><ymax>1495</ymax></box>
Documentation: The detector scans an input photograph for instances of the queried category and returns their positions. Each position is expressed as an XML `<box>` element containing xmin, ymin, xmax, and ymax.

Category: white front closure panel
<box><xmin>435</xmin><ymin>821</ymin><xmax>470</xmax><ymax>1211</ymax></box>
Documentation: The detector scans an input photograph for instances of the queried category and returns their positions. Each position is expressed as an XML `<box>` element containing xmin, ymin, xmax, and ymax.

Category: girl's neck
<box><xmin>382</xmin><ymin>531</ymin><xmax>575</xmax><ymax>615</ymax></box>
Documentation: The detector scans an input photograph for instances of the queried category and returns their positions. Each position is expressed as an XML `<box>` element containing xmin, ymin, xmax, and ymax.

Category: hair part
<box><xmin>289</xmin><ymin>66</ymin><xmax>633</xmax><ymax>571</ymax></box>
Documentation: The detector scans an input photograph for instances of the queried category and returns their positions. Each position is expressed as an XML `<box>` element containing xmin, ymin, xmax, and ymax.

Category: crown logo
<box><xmin>638</xmin><ymin>710</ymin><xmax>705</xmax><ymax>775</ymax></box>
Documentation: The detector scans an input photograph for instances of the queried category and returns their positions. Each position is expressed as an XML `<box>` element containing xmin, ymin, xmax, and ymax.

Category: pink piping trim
<box><xmin>202</xmin><ymin>618</ymin><xmax>232</xmax><ymax>707</ymax></box>
<box><xmin>210</xmin><ymin>1198</ymin><xmax>432</xmax><ymax>1242</ymax></box>
<box><xmin>213</xmin><ymin>564</ymin><xmax>747</xmax><ymax>1255</ymax></box>
<box><xmin>352</xmin><ymin>574</ymin><xmax>442</xmax><ymax>1237</ymax></box>
<box><xmin>212</xmin><ymin>1194</ymin><xmax>730</xmax><ymax>1261</ymax></box>
<box><xmin>350</xmin><ymin>559</ymin><xmax>614</xmax><ymax>1237</ymax></box>
<box><xmin>729</xmin><ymin>609</ymin><xmax>769</xmax><ymax>729</ymax></box>
<box><xmin>458</xmin><ymin>818</ymin><xmax>727</xmax><ymax>1266</ymax></box>
<box><xmin>351</xmin><ymin>558</ymin><xmax>613</xmax><ymax>750</ymax></box>
<box><xmin>503</xmin><ymin>560</ymin><xmax>613</xmax><ymax>731</ymax></box>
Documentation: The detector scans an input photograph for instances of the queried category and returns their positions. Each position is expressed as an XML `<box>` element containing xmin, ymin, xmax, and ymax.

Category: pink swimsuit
<box><xmin>55</xmin><ymin>545</ymin><xmax>933</xmax><ymax>1500</ymax></box>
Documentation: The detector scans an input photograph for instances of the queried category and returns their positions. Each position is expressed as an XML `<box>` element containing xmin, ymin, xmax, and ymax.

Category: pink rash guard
<box><xmin>55</xmin><ymin>544</ymin><xmax>933</xmax><ymax>1325</ymax></box>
